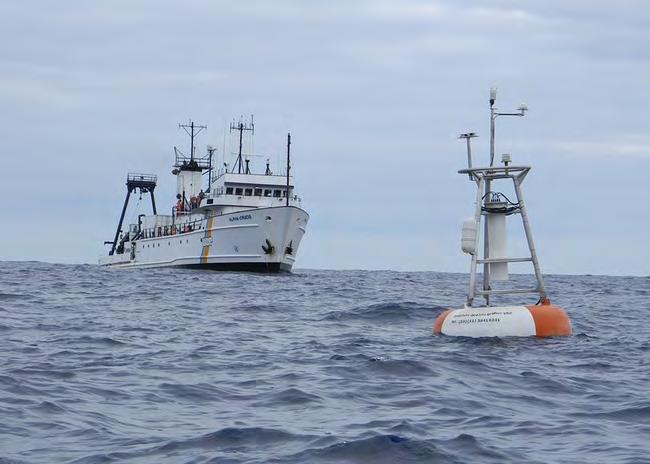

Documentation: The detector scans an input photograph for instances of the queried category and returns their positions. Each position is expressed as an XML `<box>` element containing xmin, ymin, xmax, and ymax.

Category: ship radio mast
<box><xmin>179</xmin><ymin>120</ymin><xmax>207</xmax><ymax>161</ymax></box>
<box><xmin>230</xmin><ymin>115</ymin><xmax>254</xmax><ymax>174</ymax></box>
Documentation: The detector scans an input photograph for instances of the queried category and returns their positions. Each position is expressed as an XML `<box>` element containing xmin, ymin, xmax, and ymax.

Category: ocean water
<box><xmin>0</xmin><ymin>261</ymin><xmax>648</xmax><ymax>464</ymax></box>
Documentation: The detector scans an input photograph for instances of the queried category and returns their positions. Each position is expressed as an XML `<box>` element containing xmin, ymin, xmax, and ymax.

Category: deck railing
<box><xmin>127</xmin><ymin>173</ymin><xmax>157</xmax><ymax>183</ymax></box>
<box><xmin>139</xmin><ymin>218</ymin><xmax>205</xmax><ymax>240</ymax></box>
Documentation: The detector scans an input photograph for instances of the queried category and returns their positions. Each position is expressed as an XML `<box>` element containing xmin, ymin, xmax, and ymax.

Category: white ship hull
<box><xmin>100</xmin><ymin>206</ymin><xmax>308</xmax><ymax>272</ymax></box>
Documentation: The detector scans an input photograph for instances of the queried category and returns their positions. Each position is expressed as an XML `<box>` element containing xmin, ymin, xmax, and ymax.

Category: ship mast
<box><xmin>229</xmin><ymin>115</ymin><xmax>254</xmax><ymax>174</ymax></box>
<box><xmin>179</xmin><ymin>120</ymin><xmax>207</xmax><ymax>162</ymax></box>
<box><xmin>286</xmin><ymin>133</ymin><xmax>291</xmax><ymax>206</ymax></box>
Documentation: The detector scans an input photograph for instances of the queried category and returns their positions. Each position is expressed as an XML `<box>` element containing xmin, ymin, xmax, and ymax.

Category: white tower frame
<box><xmin>460</xmin><ymin>89</ymin><xmax>545</xmax><ymax>306</ymax></box>
<box><xmin>460</xmin><ymin>165</ymin><xmax>547</xmax><ymax>306</ymax></box>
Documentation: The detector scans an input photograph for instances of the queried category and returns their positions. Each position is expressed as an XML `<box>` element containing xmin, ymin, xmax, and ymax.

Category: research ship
<box><xmin>100</xmin><ymin>118</ymin><xmax>309</xmax><ymax>272</ymax></box>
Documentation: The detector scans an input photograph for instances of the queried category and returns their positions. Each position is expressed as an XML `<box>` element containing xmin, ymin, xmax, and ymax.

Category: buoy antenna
<box><xmin>458</xmin><ymin>132</ymin><xmax>479</xmax><ymax>180</ymax></box>
<box><xmin>489</xmin><ymin>88</ymin><xmax>527</xmax><ymax>167</ymax></box>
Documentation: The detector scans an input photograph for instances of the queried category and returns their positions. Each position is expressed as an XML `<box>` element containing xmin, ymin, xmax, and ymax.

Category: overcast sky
<box><xmin>0</xmin><ymin>0</ymin><xmax>648</xmax><ymax>275</ymax></box>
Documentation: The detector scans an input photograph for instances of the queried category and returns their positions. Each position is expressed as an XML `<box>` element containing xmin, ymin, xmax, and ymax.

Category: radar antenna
<box><xmin>230</xmin><ymin>115</ymin><xmax>254</xmax><ymax>174</ymax></box>
<box><xmin>179</xmin><ymin>120</ymin><xmax>207</xmax><ymax>161</ymax></box>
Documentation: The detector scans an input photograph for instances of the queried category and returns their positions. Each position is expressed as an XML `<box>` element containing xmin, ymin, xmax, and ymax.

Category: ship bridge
<box><xmin>196</xmin><ymin>172</ymin><xmax>300</xmax><ymax>213</ymax></box>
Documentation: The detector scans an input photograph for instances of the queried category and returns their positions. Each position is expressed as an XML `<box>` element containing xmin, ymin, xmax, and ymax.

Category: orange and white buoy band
<box><xmin>433</xmin><ymin>304</ymin><xmax>571</xmax><ymax>338</ymax></box>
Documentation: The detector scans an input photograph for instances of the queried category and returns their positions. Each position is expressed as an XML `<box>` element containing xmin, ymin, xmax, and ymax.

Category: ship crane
<box><xmin>105</xmin><ymin>174</ymin><xmax>158</xmax><ymax>256</ymax></box>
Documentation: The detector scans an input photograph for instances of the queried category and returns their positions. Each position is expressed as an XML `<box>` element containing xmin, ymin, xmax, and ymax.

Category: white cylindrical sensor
<box><xmin>461</xmin><ymin>218</ymin><xmax>478</xmax><ymax>255</ymax></box>
<box><xmin>486</xmin><ymin>210</ymin><xmax>508</xmax><ymax>281</ymax></box>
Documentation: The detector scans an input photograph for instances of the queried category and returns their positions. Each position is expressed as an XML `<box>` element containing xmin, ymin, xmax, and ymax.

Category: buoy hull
<box><xmin>433</xmin><ymin>304</ymin><xmax>571</xmax><ymax>338</ymax></box>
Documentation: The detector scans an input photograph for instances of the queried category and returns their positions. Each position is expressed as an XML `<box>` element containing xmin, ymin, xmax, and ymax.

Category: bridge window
<box><xmin>264</xmin><ymin>189</ymin><xmax>272</xmax><ymax>197</ymax></box>
<box><xmin>273</xmin><ymin>189</ymin><xmax>281</xmax><ymax>197</ymax></box>
<box><xmin>235</xmin><ymin>188</ymin><xmax>243</xmax><ymax>196</ymax></box>
<box><xmin>245</xmin><ymin>188</ymin><xmax>253</xmax><ymax>196</ymax></box>
<box><xmin>254</xmin><ymin>188</ymin><xmax>262</xmax><ymax>196</ymax></box>
<box><xmin>226</xmin><ymin>187</ymin><xmax>233</xmax><ymax>195</ymax></box>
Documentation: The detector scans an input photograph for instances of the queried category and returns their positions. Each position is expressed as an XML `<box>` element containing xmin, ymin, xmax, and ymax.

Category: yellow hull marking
<box><xmin>201</xmin><ymin>217</ymin><xmax>214</xmax><ymax>264</ymax></box>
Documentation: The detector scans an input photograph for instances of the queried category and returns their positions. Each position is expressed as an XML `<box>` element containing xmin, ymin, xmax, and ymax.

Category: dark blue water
<box><xmin>1</xmin><ymin>261</ymin><xmax>648</xmax><ymax>463</ymax></box>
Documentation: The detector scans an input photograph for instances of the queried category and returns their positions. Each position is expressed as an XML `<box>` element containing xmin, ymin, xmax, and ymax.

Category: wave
<box><xmin>158</xmin><ymin>382</ymin><xmax>254</xmax><ymax>403</ymax></box>
<box><xmin>70</xmin><ymin>427</ymin><xmax>319</xmax><ymax>463</ymax></box>
<box><xmin>256</xmin><ymin>387</ymin><xmax>323</xmax><ymax>406</ymax></box>
<box><xmin>279</xmin><ymin>433</ymin><xmax>516</xmax><ymax>464</ymax></box>
<box><xmin>47</xmin><ymin>336</ymin><xmax>129</xmax><ymax>347</ymax></box>
<box><xmin>365</xmin><ymin>357</ymin><xmax>434</xmax><ymax>377</ymax></box>
<box><xmin>9</xmin><ymin>368</ymin><xmax>76</xmax><ymax>380</ymax></box>
<box><xmin>327</xmin><ymin>352</ymin><xmax>434</xmax><ymax>378</ymax></box>
<box><xmin>32</xmin><ymin>401</ymin><xmax>67</xmax><ymax>414</ymax></box>
<box><xmin>573</xmin><ymin>405</ymin><xmax>650</xmax><ymax>423</ymax></box>
<box><xmin>322</xmin><ymin>302</ymin><xmax>442</xmax><ymax>322</ymax></box>
<box><xmin>0</xmin><ymin>292</ymin><xmax>28</xmax><ymax>300</ymax></box>
<box><xmin>156</xmin><ymin>426</ymin><xmax>314</xmax><ymax>452</ymax></box>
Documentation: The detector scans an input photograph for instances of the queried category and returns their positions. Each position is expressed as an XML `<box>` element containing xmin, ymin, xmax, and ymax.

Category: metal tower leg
<box><xmin>468</xmin><ymin>177</ymin><xmax>485</xmax><ymax>306</ymax></box>
<box><xmin>513</xmin><ymin>177</ymin><xmax>547</xmax><ymax>300</ymax></box>
<box><xmin>482</xmin><ymin>179</ymin><xmax>491</xmax><ymax>305</ymax></box>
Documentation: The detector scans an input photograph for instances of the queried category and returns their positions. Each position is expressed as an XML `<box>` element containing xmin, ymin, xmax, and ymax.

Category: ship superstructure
<box><xmin>100</xmin><ymin>118</ymin><xmax>309</xmax><ymax>272</ymax></box>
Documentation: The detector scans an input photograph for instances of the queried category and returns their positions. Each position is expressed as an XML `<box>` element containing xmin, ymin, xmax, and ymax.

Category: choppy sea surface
<box><xmin>1</xmin><ymin>261</ymin><xmax>648</xmax><ymax>464</ymax></box>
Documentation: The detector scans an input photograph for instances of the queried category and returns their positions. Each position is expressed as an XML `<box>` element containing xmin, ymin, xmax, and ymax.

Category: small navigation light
<box><xmin>501</xmin><ymin>153</ymin><xmax>512</xmax><ymax>166</ymax></box>
<box><xmin>518</xmin><ymin>103</ymin><xmax>528</xmax><ymax>114</ymax></box>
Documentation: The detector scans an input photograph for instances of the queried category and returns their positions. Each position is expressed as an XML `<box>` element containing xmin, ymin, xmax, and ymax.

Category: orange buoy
<box><xmin>433</xmin><ymin>299</ymin><xmax>571</xmax><ymax>338</ymax></box>
<box><xmin>439</xmin><ymin>90</ymin><xmax>574</xmax><ymax>338</ymax></box>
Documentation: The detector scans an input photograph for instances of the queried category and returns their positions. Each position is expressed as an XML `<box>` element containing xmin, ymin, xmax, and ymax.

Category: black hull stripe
<box><xmin>178</xmin><ymin>262</ymin><xmax>292</xmax><ymax>273</ymax></box>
